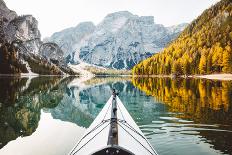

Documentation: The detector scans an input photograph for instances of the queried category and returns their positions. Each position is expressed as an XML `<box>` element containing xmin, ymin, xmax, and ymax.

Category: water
<box><xmin>0</xmin><ymin>76</ymin><xmax>231</xmax><ymax>155</ymax></box>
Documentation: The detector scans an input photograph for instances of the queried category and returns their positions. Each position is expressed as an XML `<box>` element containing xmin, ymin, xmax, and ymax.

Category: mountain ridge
<box><xmin>46</xmin><ymin>11</ymin><xmax>187</xmax><ymax>69</ymax></box>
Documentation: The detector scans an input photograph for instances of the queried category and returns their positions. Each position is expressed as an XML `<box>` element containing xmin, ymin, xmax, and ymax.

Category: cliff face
<box><xmin>5</xmin><ymin>15</ymin><xmax>42</xmax><ymax>54</ymax></box>
<box><xmin>0</xmin><ymin>0</ymin><xmax>17</xmax><ymax>20</ymax></box>
<box><xmin>0</xmin><ymin>0</ymin><xmax>41</xmax><ymax>53</ymax></box>
<box><xmin>47</xmin><ymin>11</ymin><xmax>187</xmax><ymax>69</ymax></box>
<box><xmin>0</xmin><ymin>0</ymin><xmax>75</xmax><ymax>75</ymax></box>
<box><xmin>0</xmin><ymin>0</ymin><xmax>17</xmax><ymax>42</ymax></box>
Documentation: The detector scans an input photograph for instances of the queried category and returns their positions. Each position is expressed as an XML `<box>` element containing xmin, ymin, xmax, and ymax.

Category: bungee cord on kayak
<box><xmin>69</xmin><ymin>90</ymin><xmax>158</xmax><ymax>155</ymax></box>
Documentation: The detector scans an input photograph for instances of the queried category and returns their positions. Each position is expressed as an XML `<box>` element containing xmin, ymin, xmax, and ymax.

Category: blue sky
<box><xmin>6</xmin><ymin>0</ymin><xmax>220</xmax><ymax>38</ymax></box>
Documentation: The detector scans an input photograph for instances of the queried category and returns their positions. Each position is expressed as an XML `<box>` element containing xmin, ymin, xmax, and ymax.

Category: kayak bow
<box><xmin>69</xmin><ymin>91</ymin><xmax>158</xmax><ymax>155</ymax></box>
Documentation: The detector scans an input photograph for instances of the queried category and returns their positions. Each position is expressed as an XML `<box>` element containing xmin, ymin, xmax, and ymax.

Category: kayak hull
<box><xmin>69</xmin><ymin>95</ymin><xmax>158</xmax><ymax>155</ymax></box>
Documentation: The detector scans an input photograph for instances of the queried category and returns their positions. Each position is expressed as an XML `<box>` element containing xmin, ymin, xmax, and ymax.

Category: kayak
<box><xmin>69</xmin><ymin>91</ymin><xmax>158</xmax><ymax>155</ymax></box>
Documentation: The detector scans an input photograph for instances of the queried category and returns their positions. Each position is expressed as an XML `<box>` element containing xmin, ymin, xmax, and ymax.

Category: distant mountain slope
<box><xmin>44</xmin><ymin>22</ymin><xmax>96</xmax><ymax>64</ymax></box>
<box><xmin>47</xmin><ymin>11</ymin><xmax>187</xmax><ymax>69</ymax></box>
<box><xmin>132</xmin><ymin>0</ymin><xmax>232</xmax><ymax>76</ymax></box>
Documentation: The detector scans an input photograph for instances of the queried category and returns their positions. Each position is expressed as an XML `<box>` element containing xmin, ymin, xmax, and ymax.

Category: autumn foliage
<box><xmin>132</xmin><ymin>77</ymin><xmax>232</xmax><ymax>123</ymax></box>
<box><xmin>0</xmin><ymin>42</ymin><xmax>27</xmax><ymax>74</ymax></box>
<box><xmin>132</xmin><ymin>0</ymin><xmax>232</xmax><ymax>76</ymax></box>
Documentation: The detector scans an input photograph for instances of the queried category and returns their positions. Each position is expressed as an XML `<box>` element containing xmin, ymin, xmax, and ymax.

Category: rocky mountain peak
<box><xmin>6</xmin><ymin>15</ymin><xmax>41</xmax><ymax>42</ymax></box>
<box><xmin>76</xmin><ymin>22</ymin><xmax>95</xmax><ymax>28</ymax></box>
<box><xmin>47</xmin><ymin>11</ymin><xmax>187</xmax><ymax>69</ymax></box>
<box><xmin>0</xmin><ymin>0</ymin><xmax>75</xmax><ymax>75</ymax></box>
<box><xmin>0</xmin><ymin>0</ymin><xmax>17</xmax><ymax>22</ymax></box>
<box><xmin>0</xmin><ymin>0</ymin><xmax>6</xmax><ymax>7</ymax></box>
<box><xmin>104</xmin><ymin>11</ymin><xmax>135</xmax><ymax>19</ymax></box>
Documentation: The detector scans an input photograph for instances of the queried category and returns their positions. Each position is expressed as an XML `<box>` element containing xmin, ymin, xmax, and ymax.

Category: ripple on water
<box><xmin>139</xmin><ymin>115</ymin><xmax>232</xmax><ymax>146</ymax></box>
<box><xmin>152</xmin><ymin>120</ymin><xmax>166</xmax><ymax>124</ymax></box>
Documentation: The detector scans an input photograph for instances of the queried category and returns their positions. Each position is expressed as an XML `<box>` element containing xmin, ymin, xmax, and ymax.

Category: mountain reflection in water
<box><xmin>0</xmin><ymin>76</ymin><xmax>231</xmax><ymax>155</ymax></box>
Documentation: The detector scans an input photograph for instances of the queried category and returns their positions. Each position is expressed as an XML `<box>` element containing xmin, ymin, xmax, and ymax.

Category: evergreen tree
<box><xmin>199</xmin><ymin>54</ymin><xmax>207</xmax><ymax>74</ymax></box>
<box><xmin>222</xmin><ymin>45</ymin><xmax>232</xmax><ymax>73</ymax></box>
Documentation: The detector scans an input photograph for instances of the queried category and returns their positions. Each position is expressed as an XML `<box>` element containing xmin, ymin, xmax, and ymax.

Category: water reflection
<box><xmin>132</xmin><ymin>77</ymin><xmax>232</xmax><ymax>154</ymax></box>
<box><xmin>0</xmin><ymin>76</ymin><xmax>231</xmax><ymax>155</ymax></box>
<box><xmin>49</xmin><ymin>77</ymin><xmax>132</xmax><ymax>127</ymax></box>
<box><xmin>132</xmin><ymin>78</ymin><xmax>232</xmax><ymax>123</ymax></box>
<box><xmin>0</xmin><ymin>76</ymin><xmax>73</xmax><ymax>149</ymax></box>
<box><xmin>0</xmin><ymin>111</ymin><xmax>85</xmax><ymax>155</ymax></box>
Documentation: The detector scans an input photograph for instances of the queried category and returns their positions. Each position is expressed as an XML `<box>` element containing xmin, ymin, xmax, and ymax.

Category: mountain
<box><xmin>0</xmin><ymin>0</ymin><xmax>41</xmax><ymax>54</ymax></box>
<box><xmin>43</xmin><ymin>22</ymin><xmax>96</xmax><ymax>64</ymax></box>
<box><xmin>5</xmin><ymin>15</ymin><xmax>41</xmax><ymax>54</ymax></box>
<box><xmin>0</xmin><ymin>0</ymin><xmax>16</xmax><ymax>42</ymax></box>
<box><xmin>0</xmin><ymin>0</ymin><xmax>75</xmax><ymax>75</ymax></box>
<box><xmin>47</xmin><ymin>11</ymin><xmax>187</xmax><ymax>69</ymax></box>
<box><xmin>132</xmin><ymin>0</ymin><xmax>232</xmax><ymax>76</ymax></box>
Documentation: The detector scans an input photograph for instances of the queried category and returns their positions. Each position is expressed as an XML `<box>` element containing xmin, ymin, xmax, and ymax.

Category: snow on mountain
<box><xmin>47</xmin><ymin>11</ymin><xmax>187</xmax><ymax>69</ymax></box>
<box><xmin>44</xmin><ymin>22</ymin><xmax>96</xmax><ymax>63</ymax></box>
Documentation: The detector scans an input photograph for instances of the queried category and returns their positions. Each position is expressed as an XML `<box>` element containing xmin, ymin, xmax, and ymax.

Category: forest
<box><xmin>132</xmin><ymin>0</ymin><xmax>232</xmax><ymax>76</ymax></box>
<box><xmin>0</xmin><ymin>42</ymin><xmax>28</xmax><ymax>74</ymax></box>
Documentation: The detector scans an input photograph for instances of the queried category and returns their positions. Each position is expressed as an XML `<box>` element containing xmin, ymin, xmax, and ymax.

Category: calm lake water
<box><xmin>0</xmin><ymin>76</ymin><xmax>231</xmax><ymax>155</ymax></box>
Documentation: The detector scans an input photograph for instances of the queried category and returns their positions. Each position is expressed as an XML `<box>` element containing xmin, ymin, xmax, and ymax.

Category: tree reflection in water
<box><xmin>0</xmin><ymin>76</ymin><xmax>73</xmax><ymax>149</ymax></box>
<box><xmin>132</xmin><ymin>77</ymin><xmax>232</xmax><ymax>154</ymax></box>
<box><xmin>1</xmin><ymin>76</ymin><xmax>232</xmax><ymax>154</ymax></box>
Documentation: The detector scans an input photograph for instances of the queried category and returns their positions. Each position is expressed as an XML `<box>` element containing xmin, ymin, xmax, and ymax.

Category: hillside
<box><xmin>46</xmin><ymin>11</ymin><xmax>187</xmax><ymax>70</ymax></box>
<box><xmin>132</xmin><ymin>0</ymin><xmax>232</xmax><ymax>76</ymax></box>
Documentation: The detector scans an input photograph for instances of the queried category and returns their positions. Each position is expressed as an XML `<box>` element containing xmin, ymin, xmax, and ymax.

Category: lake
<box><xmin>0</xmin><ymin>76</ymin><xmax>231</xmax><ymax>155</ymax></box>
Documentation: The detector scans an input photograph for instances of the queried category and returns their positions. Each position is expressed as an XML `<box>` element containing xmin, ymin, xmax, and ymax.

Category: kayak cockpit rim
<box><xmin>90</xmin><ymin>145</ymin><xmax>135</xmax><ymax>155</ymax></box>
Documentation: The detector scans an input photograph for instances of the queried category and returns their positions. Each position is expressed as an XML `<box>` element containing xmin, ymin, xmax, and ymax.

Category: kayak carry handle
<box><xmin>112</xmin><ymin>89</ymin><xmax>119</xmax><ymax>98</ymax></box>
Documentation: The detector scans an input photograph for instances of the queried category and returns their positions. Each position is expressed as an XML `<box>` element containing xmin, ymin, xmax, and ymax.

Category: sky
<box><xmin>6</xmin><ymin>0</ymin><xmax>220</xmax><ymax>39</ymax></box>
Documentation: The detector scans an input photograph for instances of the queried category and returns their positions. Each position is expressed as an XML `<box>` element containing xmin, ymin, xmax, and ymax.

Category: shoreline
<box><xmin>193</xmin><ymin>74</ymin><xmax>232</xmax><ymax>81</ymax></box>
<box><xmin>1</xmin><ymin>73</ymin><xmax>232</xmax><ymax>81</ymax></box>
<box><xmin>132</xmin><ymin>73</ymin><xmax>232</xmax><ymax>81</ymax></box>
<box><xmin>0</xmin><ymin>74</ymin><xmax>78</xmax><ymax>78</ymax></box>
